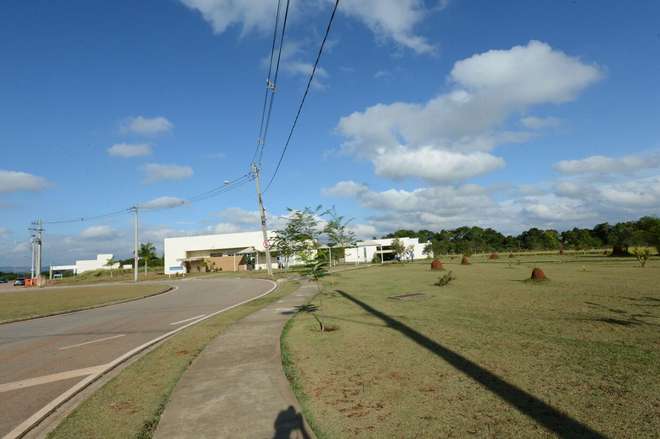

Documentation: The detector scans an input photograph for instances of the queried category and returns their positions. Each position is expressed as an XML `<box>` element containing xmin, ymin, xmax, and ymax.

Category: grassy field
<box><xmin>283</xmin><ymin>256</ymin><xmax>660</xmax><ymax>438</ymax></box>
<box><xmin>48</xmin><ymin>279</ymin><xmax>300</xmax><ymax>439</ymax></box>
<box><xmin>0</xmin><ymin>284</ymin><xmax>171</xmax><ymax>323</ymax></box>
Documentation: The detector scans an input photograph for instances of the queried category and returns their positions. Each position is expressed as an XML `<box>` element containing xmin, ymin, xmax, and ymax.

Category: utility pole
<box><xmin>251</xmin><ymin>163</ymin><xmax>273</xmax><ymax>276</ymax></box>
<box><xmin>131</xmin><ymin>207</ymin><xmax>139</xmax><ymax>282</ymax></box>
<box><xmin>29</xmin><ymin>220</ymin><xmax>43</xmax><ymax>284</ymax></box>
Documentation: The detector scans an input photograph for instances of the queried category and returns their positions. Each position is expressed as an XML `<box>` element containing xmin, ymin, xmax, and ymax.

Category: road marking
<box><xmin>0</xmin><ymin>365</ymin><xmax>106</xmax><ymax>393</ymax></box>
<box><xmin>58</xmin><ymin>334</ymin><xmax>126</xmax><ymax>351</ymax></box>
<box><xmin>5</xmin><ymin>279</ymin><xmax>278</xmax><ymax>439</ymax></box>
<box><xmin>169</xmin><ymin>314</ymin><xmax>206</xmax><ymax>325</ymax></box>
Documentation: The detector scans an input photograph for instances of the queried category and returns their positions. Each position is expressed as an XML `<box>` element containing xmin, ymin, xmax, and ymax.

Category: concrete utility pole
<box><xmin>29</xmin><ymin>220</ymin><xmax>43</xmax><ymax>283</ymax></box>
<box><xmin>131</xmin><ymin>207</ymin><xmax>139</xmax><ymax>282</ymax></box>
<box><xmin>251</xmin><ymin>163</ymin><xmax>273</xmax><ymax>276</ymax></box>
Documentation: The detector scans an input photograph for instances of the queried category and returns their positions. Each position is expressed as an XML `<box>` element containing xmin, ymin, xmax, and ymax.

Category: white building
<box><xmin>164</xmin><ymin>231</ymin><xmax>280</xmax><ymax>274</ymax></box>
<box><xmin>344</xmin><ymin>237</ymin><xmax>429</xmax><ymax>264</ymax></box>
<box><xmin>50</xmin><ymin>253</ymin><xmax>120</xmax><ymax>277</ymax></box>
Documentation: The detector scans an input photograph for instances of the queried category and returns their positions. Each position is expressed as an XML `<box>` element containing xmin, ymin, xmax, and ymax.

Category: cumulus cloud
<box><xmin>0</xmin><ymin>170</ymin><xmax>50</xmax><ymax>193</ymax></box>
<box><xmin>142</xmin><ymin>164</ymin><xmax>193</xmax><ymax>184</ymax></box>
<box><xmin>554</xmin><ymin>152</ymin><xmax>660</xmax><ymax>175</ymax></box>
<box><xmin>80</xmin><ymin>225</ymin><xmax>119</xmax><ymax>240</ymax></box>
<box><xmin>323</xmin><ymin>173</ymin><xmax>660</xmax><ymax>235</ymax></box>
<box><xmin>179</xmin><ymin>0</ymin><xmax>436</xmax><ymax>54</ymax></box>
<box><xmin>121</xmin><ymin>116</ymin><xmax>173</xmax><ymax>136</ymax></box>
<box><xmin>337</xmin><ymin>41</ymin><xmax>601</xmax><ymax>182</ymax></box>
<box><xmin>213</xmin><ymin>207</ymin><xmax>289</xmax><ymax>232</ymax></box>
<box><xmin>372</xmin><ymin>147</ymin><xmax>504</xmax><ymax>182</ymax></box>
<box><xmin>107</xmin><ymin>143</ymin><xmax>152</xmax><ymax>158</ymax></box>
<box><xmin>338</xmin><ymin>0</ymin><xmax>435</xmax><ymax>54</ymax></box>
<box><xmin>520</xmin><ymin>116</ymin><xmax>561</xmax><ymax>129</ymax></box>
<box><xmin>139</xmin><ymin>196</ymin><xmax>187</xmax><ymax>209</ymax></box>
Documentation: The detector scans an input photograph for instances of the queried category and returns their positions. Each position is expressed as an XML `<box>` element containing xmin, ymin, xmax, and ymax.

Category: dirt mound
<box><xmin>531</xmin><ymin>267</ymin><xmax>546</xmax><ymax>281</ymax></box>
<box><xmin>461</xmin><ymin>256</ymin><xmax>470</xmax><ymax>265</ymax></box>
<box><xmin>431</xmin><ymin>259</ymin><xmax>444</xmax><ymax>270</ymax></box>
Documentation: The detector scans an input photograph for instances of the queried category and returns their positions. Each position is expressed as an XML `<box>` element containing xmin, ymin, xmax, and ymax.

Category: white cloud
<box><xmin>211</xmin><ymin>222</ymin><xmax>243</xmax><ymax>234</ymax></box>
<box><xmin>142</xmin><ymin>164</ymin><xmax>193</xmax><ymax>184</ymax></box>
<box><xmin>107</xmin><ymin>143</ymin><xmax>152</xmax><ymax>158</ymax></box>
<box><xmin>214</xmin><ymin>207</ymin><xmax>289</xmax><ymax>232</ymax></box>
<box><xmin>139</xmin><ymin>196</ymin><xmax>187</xmax><ymax>209</ymax></box>
<box><xmin>372</xmin><ymin>147</ymin><xmax>504</xmax><ymax>182</ymax></box>
<box><xmin>520</xmin><ymin>116</ymin><xmax>561</xmax><ymax>129</ymax></box>
<box><xmin>554</xmin><ymin>152</ymin><xmax>660</xmax><ymax>175</ymax></box>
<box><xmin>80</xmin><ymin>225</ymin><xmax>119</xmax><ymax>240</ymax></box>
<box><xmin>338</xmin><ymin>0</ymin><xmax>435</xmax><ymax>54</ymax></box>
<box><xmin>180</xmin><ymin>0</ymin><xmax>436</xmax><ymax>54</ymax></box>
<box><xmin>121</xmin><ymin>116</ymin><xmax>173</xmax><ymax>136</ymax></box>
<box><xmin>0</xmin><ymin>170</ymin><xmax>50</xmax><ymax>193</ymax></box>
<box><xmin>0</xmin><ymin>227</ymin><xmax>9</xmax><ymax>238</ymax></box>
<box><xmin>336</xmin><ymin>41</ymin><xmax>601</xmax><ymax>182</ymax></box>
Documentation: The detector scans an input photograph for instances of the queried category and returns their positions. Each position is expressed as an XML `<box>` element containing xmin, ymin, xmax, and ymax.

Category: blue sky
<box><xmin>1</xmin><ymin>0</ymin><xmax>659</xmax><ymax>265</ymax></box>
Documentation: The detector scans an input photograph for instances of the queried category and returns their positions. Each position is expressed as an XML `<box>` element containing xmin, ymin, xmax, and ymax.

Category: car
<box><xmin>0</xmin><ymin>279</ymin><xmax>8</xmax><ymax>284</ymax></box>
<box><xmin>14</xmin><ymin>278</ymin><xmax>25</xmax><ymax>286</ymax></box>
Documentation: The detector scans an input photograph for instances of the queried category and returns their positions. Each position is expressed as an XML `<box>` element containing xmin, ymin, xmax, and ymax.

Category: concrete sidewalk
<box><xmin>154</xmin><ymin>281</ymin><xmax>317</xmax><ymax>439</ymax></box>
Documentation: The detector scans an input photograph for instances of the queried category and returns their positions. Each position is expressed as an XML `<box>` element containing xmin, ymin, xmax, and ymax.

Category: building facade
<box><xmin>344</xmin><ymin>237</ymin><xmax>429</xmax><ymax>264</ymax></box>
<box><xmin>164</xmin><ymin>231</ymin><xmax>279</xmax><ymax>274</ymax></box>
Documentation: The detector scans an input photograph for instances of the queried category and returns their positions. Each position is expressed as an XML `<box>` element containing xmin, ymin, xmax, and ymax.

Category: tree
<box><xmin>139</xmin><ymin>242</ymin><xmax>157</xmax><ymax>274</ymax></box>
<box><xmin>391</xmin><ymin>238</ymin><xmax>406</xmax><ymax>262</ymax></box>
<box><xmin>323</xmin><ymin>207</ymin><xmax>356</xmax><ymax>267</ymax></box>
<box><xmin>271</xmin><ymin>206</ymin><xmax>325</xmax><ymax>270</ymax></box>
<box><xmin>302</xmin><ymin>252</ymin><xmax>329</xmax><ymax>332</ymax></box>
<box><xmin>104</xmin><ymin>257</ymin><xmax>118</xmax><ymax>278</ymax></box>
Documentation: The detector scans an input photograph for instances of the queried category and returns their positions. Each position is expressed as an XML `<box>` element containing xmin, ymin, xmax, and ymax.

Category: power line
<box><xmin>257</xmin><ymin>0</ymin><xmax>291</xmax><ymax>165</ymax></box>
<box><xmin>264</xmin><ymin>0</ymin><xmax>340</xmax><ymax>193</ymax></box>
<box><xmin>252</xmin><ymin>0</ymin><xmax>284</xmax><ymax>165</ymax></box>
<box><xmin>43</xmin><ymin>208</ymin><xmax>132</xmax><ymax>225</ymax></box>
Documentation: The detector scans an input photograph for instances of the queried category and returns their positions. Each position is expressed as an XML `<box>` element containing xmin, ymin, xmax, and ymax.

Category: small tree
<box><xmin>139</xmin><ymin>242</ymin><xmax>157</xmax><ymax>275</ymax></box>
<box><xmin>323</xmin><ymin>207</ymin><xmax>356</xmax><ymax>267</ymax></box>
<box><xmin>405</xmin><ymin>244</ymin><xmax>415</xmax><ymax>262</ymax></box>
<box><xmin>303</xmin><ymin>253</ymin><xmax>329</xmax><ymax>332</ymax></box>
<box><xmin>104</xmin><ymin>257</ymin><xmax>118</xmax><ymax>278</ymax></box>
<box><xmin>391</xmin><ymin>238</ymin><xmax>406</xmax><ymax>262</ymax></box>
<box><xmin>271</xmin><ymin>206</ymin><xmax>325</xmax><ymax>270</ymax></box>
<box><xmin>632</xmin><ymin>248</ymin><xmax>651</xmax><ymax>267</ymax></box>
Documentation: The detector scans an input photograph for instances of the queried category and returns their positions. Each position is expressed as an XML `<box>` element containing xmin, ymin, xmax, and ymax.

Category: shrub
<box><xmin>489</xmin><ymin>252</ymin><xmax>499</xmax><ymax>260</ymax></box>
<box><xmin>461</xmin><ymin>256</ymin><xmax>470</xmax><ymax>265</ymax></box>
<box><xmin>435</xmin><ymin>271</ymin><xmax>455</xmax><ymax>287</ymax></box>
<box><xmin>632</xmin><ymin>248</ymin><xmax>651</xmax><ymax>268</ymax></box>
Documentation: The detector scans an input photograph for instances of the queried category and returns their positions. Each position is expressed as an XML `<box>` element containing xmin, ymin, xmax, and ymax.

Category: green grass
<box><xmin>48</xmin><ymin>280</ymin><xmax>299</xmax><ymax>439</ymax></box>
<box><xmin>0</xmin><ymin>284</ymin><xmax>171</xmax><ymax>323</ymax></box>
<box><xmin>283</xmin><ymin>256</ymin><xmax>660</xmax><ymax>438</ymax></box>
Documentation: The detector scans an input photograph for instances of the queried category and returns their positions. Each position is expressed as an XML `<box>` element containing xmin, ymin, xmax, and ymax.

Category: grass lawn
<box><xmin>48</xmin><ymin>280</ymin><xmax>299</xmax><ymax>439</ymax></box>
<box><xmin>0</xmin><ymin>284</ymin><xmax>171</xmax><ymax>323</ymax></box>
<box><xmin>283</xmin><ymin>256</ymin><xmax>660</xmax><ymax>438</ymax></box>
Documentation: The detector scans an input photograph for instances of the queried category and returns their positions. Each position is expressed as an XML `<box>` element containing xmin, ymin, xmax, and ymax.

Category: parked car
<box><xmin>14</xmin><ymin>278</ymin><xmax>25</xmax><ymax>286</ymax></box>
<box><xmin>0</xmin><ymin>279</ymin><xmax>8</xmax><ymax>283</ymax></box>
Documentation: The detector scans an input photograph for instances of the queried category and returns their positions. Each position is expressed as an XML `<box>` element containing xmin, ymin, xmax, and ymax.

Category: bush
<box><xmin>435</xmin><ymin>271</ymin><xmax>455</xmax><ymax>287</ymax></box>
<box><xmin>632</xmin><ymin>248</ymin><xmax>651</xmax><ymax>267</ymax></box>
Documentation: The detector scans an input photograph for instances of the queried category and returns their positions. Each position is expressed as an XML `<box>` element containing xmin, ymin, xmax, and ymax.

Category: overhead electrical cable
<box><xmin>264</xmin><ymin>0</ymin><xmax>340</xmax><ymax>192</ymax></box>
<box><xmin>252</xmin><ymin>0</ymin><xmax>284</xmax><ymax>165</ymax></box>
<box><xmin>257</xmin><ymin>0</ymin><xmax>291</xmax><ymax>165</ymax></box>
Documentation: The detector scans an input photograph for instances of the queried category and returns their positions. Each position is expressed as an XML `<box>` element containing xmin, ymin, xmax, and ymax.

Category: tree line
<box><xmin>383</xmin><ymin>216</ymin><xmax>660</xmax><ymax>256</ymax></box>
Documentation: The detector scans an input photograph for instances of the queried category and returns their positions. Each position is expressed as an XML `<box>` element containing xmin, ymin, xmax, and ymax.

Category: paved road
<box><xmin>0</xmin><ymin>277</ymin><xmax>275</xmax><ymax>438</ymax></box>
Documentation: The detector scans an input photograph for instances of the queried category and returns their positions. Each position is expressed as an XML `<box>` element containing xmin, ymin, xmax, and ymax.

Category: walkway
<box><xmin>154</xmin><ymin>281</ymin><xmax>317</xmax><ymax>439</ymax></box>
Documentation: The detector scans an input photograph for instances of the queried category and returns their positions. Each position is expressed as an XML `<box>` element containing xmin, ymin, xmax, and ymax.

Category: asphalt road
<box><xmin>0</xmin><ymin>277</ymin><xmax>275</xmax><ymax>438</ymax></box>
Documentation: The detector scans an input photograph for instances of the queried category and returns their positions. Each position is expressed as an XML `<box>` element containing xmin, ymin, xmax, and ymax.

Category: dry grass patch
<box><xmin>0</xmin><ymin>284</ymin><xmax>171</xmax><ymax>323</ymax></box>
<box><xmin>283</xmin><ymin>257</ymin><xmax>660</xmax><ymax>438</ymax></box>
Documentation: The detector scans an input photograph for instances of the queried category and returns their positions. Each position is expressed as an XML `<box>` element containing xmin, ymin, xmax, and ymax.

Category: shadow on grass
<box><xmin>335</xmin><ymin>289</ymin><xmax>607</xmax><ymax>439</ymax></box>
<box><xmin>273</xmin><ymin>405</ymin><xmax>311</xmax><ymax>439</ymax></box>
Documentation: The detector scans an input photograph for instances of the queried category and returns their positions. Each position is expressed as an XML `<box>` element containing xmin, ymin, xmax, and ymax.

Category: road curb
<box><xmin>5</xmin><ymin>278</ymin><xmax>278</xmax><ymax>439</ymax></box>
